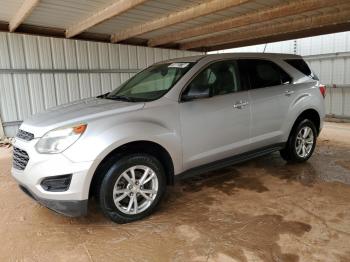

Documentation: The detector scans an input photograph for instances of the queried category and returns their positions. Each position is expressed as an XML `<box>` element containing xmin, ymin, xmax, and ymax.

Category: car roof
<box><xmin>161</xmin><ymin>52</ymin><xmax>302</xmax><ymax>64</ymax></box>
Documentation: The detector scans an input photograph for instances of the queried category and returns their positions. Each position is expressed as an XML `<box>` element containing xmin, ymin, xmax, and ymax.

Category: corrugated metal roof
<box><xmin>0</xmin><ymin>0</ymin><xmax>349</xmax><ymax>52</ymax></box>
<box><xmin>89</xmin><ymin>0</ymin><xmax>288</xmax><ymax>37</ymax></box>
<box><xmin>18</xmin><ymin>0</ymin><xmax>208</xmax><ymax>31</ymax></box>
<box><xmin>0</xmin><ymin>0</ymin><xmax>306</xmax><ymax>41</ymax></box>
<box><xmin>24</xmin><ymin>0</ymin><xmax>118</xmax><ymax>29</ymax></box>
<box><xmin>0</xmin><ymin>0</ymin><xmax>24</xmax><ymax>22</ymax></box>
<box><xmin>87</xmin><ymin>0</ymin><xmax>209</xmax><ymax>35</ymax></box>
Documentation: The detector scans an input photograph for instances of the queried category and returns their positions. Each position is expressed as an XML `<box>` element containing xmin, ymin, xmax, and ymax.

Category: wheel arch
<box><xmin>293</xmin><ymin>108</ymin><xmax>321</xmax><ymax>135</ymax></box>
<box><xmin>280</xmin><ymin>109</ymin><xmax>320</xmax><ymax>162</ymax></box>
<box><xmin>286</xmin><ymin>109</ymin><xmax>321</xmax><ymax>144</ymax></box>
<box><xmin>88</xmin><ymin>140</ymin><xmax>175</xmax><ymax>198</ymax></box>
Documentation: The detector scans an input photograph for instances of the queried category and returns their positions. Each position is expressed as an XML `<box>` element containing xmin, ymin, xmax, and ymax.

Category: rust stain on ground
<box><xmin>0</xmin><ymin>122</ymin><xmax>350</xmax><ymax>261</ymax></box>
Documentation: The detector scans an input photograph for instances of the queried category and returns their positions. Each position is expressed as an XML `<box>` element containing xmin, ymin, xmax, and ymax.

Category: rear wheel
<box><xmin>99</xmin><ymin>154</ymin><xmax>166</xmax><ymax>223</ymax></box>
<box><xmin>280</xmin><ymin>119</ymin><xmax>317</xmax><ymax>163</ymax></box>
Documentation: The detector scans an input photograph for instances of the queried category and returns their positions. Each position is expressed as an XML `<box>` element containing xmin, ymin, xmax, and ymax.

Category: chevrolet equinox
<box><xmin>12</xmin><ymin>53</ymin><xmax>326</xmax><ymax>223</ymax></box>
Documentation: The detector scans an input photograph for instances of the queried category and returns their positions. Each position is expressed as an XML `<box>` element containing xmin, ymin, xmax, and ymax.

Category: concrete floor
<box><xmin>1</xmin><ymin>122</ymin><xmax>350</xmax><ymax>262</ymax></box>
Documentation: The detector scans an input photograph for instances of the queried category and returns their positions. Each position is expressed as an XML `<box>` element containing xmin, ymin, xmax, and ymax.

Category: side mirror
<box><xmin>182</xmin><ymin>85</ymin><xmax>210</xmax><ymax>102</ymax></box>
<box><xmin>182</xmin><ymin>93</ymin><xmax>210</xmax><ymax>102</ymax></box>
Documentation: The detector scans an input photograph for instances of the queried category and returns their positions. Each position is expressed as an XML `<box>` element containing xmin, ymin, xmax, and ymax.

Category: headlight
<box><xmin>35</xmin><ymin>124</ymin><xmax>87</xmax><ymax>154</ymax></box>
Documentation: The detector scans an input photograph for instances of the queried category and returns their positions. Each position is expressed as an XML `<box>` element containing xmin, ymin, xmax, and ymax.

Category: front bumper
<box><xmin>19</xmin><ymin>184</ymin><xmax>88</xmax><ymax>217</ymax></box>
<box><xmin>11</xmin><ymin>137</ymin><xmax>94</xmax><ymax>217</ymax></box>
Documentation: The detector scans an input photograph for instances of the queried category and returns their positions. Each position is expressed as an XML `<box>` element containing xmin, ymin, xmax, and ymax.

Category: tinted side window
<box><xmin>238</xmin><ymin>59</ymin><xmax>291</xmax><ymax>89</ymax></box>
<box><xmin>285</xmin><ymin>59</ymin><xmax>319</xmax><ymax>80</ymax></box>
<box><xmin>183</xmin><ymin>60</ymin><xmax>242</xmax><ymax>99</ymax></box>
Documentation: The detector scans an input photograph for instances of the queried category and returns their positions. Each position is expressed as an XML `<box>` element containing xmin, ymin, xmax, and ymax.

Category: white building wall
<box><xmin>0</xmin><ymin>32</ymin><xmax>201</xmax><ymax>137</ymax></box>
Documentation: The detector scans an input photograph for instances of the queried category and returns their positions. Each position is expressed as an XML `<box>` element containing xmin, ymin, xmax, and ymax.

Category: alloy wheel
<box><xmin>112</xmin><ymin>165</ymin><xmax>159</xmax><ymax>215</ymax></box>
<box><xmin>295</xmin><ymin>126</ymin><xmax>314</xmax><ymax>158</ymax></box>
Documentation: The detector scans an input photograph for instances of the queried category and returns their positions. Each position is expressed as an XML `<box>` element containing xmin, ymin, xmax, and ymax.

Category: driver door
<box><xmin>179</xmin><ymin>60</ymin><xmax>251</xmax><ymax>171</ymax></box>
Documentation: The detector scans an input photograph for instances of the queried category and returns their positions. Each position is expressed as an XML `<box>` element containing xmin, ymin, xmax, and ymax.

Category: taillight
<box><xmin>319</xmin><ymin>84</ymin><xmax>326</xmax><ymax>98</ymax></box>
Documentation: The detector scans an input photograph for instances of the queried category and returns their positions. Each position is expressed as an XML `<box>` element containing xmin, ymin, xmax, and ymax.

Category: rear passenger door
<box><xmin>238</xmin><ymin>59</ymin><xmax>292</xmax><ymax>148</ymax></box>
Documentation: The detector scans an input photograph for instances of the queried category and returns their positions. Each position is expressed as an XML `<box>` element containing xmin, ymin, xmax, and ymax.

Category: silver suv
<box><xmin>12</xmin><ymin>53</ymin><xmax>325</xmax><ymax>223</ymax></box>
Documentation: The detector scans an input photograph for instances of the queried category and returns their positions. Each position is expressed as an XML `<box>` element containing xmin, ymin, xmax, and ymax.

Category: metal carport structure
<box><xmin>1</xmin><ymin>0</ymin><xmax>350</xmax><ymax>138</ymax></box>
<box><xmin>1</xmin><ymin>0</ymin><xmax>349</xmax><ymax>51</ymax></box>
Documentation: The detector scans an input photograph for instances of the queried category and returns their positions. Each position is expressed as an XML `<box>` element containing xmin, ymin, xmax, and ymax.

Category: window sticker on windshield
<box><xmin>168</xmin><ymin>63</ymin><xmax>190</xmax><ymax>68</ymax></box>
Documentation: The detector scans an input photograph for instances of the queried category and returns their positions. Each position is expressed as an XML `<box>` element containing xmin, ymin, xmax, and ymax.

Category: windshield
<box><xmin>106</xmin><ymin>62</ymin><xmax>194</xmax><ymax>102</ymax></box>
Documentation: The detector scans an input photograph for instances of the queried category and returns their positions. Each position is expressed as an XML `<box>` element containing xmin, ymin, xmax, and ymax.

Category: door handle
<box><xmin>285</xmin><ymin>90</ymin><xmax>295</xmax><ymax>96</ymax></box>
<box><xmin>233</xmin><ymin>100</ymin><xmax>249</xmax><ymax>109</ymax></box>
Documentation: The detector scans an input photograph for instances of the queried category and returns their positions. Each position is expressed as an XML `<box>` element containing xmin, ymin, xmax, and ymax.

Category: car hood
<box><xmin>21</xmin><ymin>97</ymin><xmax>145</xmax><ymax>137</ymax></box>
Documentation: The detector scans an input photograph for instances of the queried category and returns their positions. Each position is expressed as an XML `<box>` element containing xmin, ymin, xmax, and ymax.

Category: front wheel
<box><xmin>280</xmin><ymin>119</ymin><xmax>317</xmax><ymax>163</ymax></box>
<box><xmin>99</xmin><ymin>154</ymin><xmax>166</xmax><ymax>223</ymax></box>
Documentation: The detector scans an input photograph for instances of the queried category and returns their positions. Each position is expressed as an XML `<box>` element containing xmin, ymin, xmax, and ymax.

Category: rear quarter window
<box><xmin>285</xmin><ymin>59</ymin><xmax>319</xmax><ymax>80</ymax></box>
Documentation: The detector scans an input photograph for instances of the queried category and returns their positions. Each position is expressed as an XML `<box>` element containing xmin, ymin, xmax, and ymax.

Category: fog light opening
<box><xmin>40</xmin><ymin>174</ymin><xmax>72</xmax><ymax>192</ymax></box>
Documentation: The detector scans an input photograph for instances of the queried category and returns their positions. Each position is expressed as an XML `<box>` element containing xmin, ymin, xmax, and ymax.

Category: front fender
<box><xmin>63</xmin><ymin>121</ymin><xmax>182</xmax><ymax>199</ymax></box>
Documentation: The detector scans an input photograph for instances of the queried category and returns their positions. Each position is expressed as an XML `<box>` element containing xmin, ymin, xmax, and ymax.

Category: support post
<box><xmin>0</xmin><ymin>116</ymin><xmax>5</xmax><ymax>140</ymax></box>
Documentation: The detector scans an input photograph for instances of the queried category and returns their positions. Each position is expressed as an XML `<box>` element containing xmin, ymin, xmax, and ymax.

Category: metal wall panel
<box><xmin>0</xmin><ymin>33</ymin><xmax>18</xmax><ymax>136</ymax></box>
<box><xmin>108</xmin><ymin>44</ymin><xmax>122</xmax><ymax>90</ymax></box>
<box><xmin>64</xmin><ymin>39</ymin><xmax>80</xmax><ymax>102</ymax></box>
<box><xmin>330</xmin><ymin>88</ymin><xmax>343</xmax><ymax>116</ymax></box>
<box><xmin>0</xmin><ymin>32</ymin><xmax>202</xmax><ymax>137</ymax></box>
<box><xmin>325</xmin><ymin>90</ymin><xmax>331</xmax><ymax>115</ymax></box>
<box><xmin>294</xmin><ymin>33</ymin><xmax>350</xmax><ymax>118</ymax></box>
<box><xmin>297</xmin><ymin>32</ymin><xmax>350</xmax><ymax>56</ymax></box>
<box><xmin>326</xmin><ymin>87</ymin><xmax>350</xmax><ymax>118</ymax></box>
<box><xmin>345</xmin><ymin>88</ymin><xmax>350</xmax><ymax>116</ymax></box>
<box><xmin>24</xmin><ymin>35</ymin><xmax>45</xmax><ymax>115</ymax></box>
<box><xmin>210</xmin><ymin>40</ymin><xmax>295</xmax><ymax>55</ymax></box>
<box><xmin>75</xmin><ymin>40</ymin><xmax>91</xmax><ymax>99</ymax></box>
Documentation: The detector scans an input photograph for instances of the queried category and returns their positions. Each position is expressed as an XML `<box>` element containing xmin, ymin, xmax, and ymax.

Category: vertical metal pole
<box><xmin>0</xmin><ymin>115</ymin><xmax>5</xmax><ymax>140</ymax></box>
<box><xmin>292</xmin><ymin>39</ymin><xmax>297</xmax><ymax>55</ymax></box>
<box><xmin>330</xmin><ymin>86</ymin><xmax>333</xmax><ymax>115</ymax></box>
<box><xmin>263</xmin><ymin>43</ymin><xmax>267</xmax><ymax>53</ymax></box>
<box><xmin>342</xmin><ymin>86</ymin><xmax>345</xmax><ymax>117</ymax></box>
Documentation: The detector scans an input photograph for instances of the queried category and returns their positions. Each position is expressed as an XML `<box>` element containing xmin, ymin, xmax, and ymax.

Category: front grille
<box><xmin>13</xmin><ymin>147</ymin><xmax>29</xmax><ymax>171</ymax></box>
<box><xmin>16</xmin><ymin>129</ymin><xmax>34</xmax><ymax>141</ymax></box>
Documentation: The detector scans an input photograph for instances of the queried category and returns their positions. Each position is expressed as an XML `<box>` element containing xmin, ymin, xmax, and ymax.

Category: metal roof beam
<box><xmin>148</xmin><ymin>0</ymin><xmax>349</xmax><ymax>47</ymax></box>
<box><xmin>180</xmin><ymin>7</ymin><xmax>350</xmax><ymax>50</ymax></box>
<box><xmin>9</xmin><ymin>0</ymin><xmax>40</xmax><ymax>32</ymax></box>
<box><xmin>65</xmin><ymin>0</ymin><xmax>148</xmax><ymax>38</ymax></box>
<box><xmin>203</xmin><ymin>22</ymin><xmax>350</xmax><ymax>51</ymax></box>
<box><xmin>111</xmin><ymin>0</ymin><xmax>250</xmax><ymax>43</ymax></box>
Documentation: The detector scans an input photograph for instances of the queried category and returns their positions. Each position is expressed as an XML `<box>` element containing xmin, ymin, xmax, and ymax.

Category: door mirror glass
<box><xmin>182</xmin><ymin>84</ymin><xmax>210</xmax><ymax>101</ymax></box>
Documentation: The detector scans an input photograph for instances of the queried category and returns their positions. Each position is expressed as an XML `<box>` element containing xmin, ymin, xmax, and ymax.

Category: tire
<box><xmin>280</xmin><ymin>119</ymin><xmax>317</xmax><ymax>163</ymax></box>
<box><xmin>99</xmin><ymin>153</ymin><xmax>166</xmax><ymax>223</ymax></box>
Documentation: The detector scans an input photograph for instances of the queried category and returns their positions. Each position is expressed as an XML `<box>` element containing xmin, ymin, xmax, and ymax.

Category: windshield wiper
<box><xmin>107</xmin><ymin>95</ymin><xmax>136</xmax><ymax>102</ymax></box>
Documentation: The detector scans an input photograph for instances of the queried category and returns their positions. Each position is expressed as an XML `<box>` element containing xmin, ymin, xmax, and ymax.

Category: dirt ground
<box><xmin>1</xmin><ymin>122</ymin><xmax>350</xmax><ymax>262</ymax></box>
